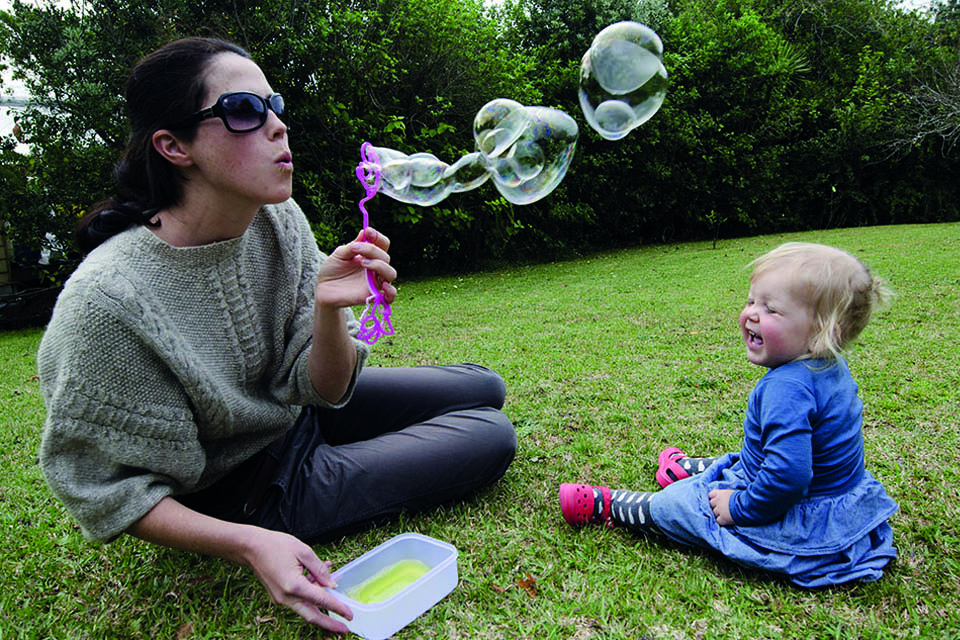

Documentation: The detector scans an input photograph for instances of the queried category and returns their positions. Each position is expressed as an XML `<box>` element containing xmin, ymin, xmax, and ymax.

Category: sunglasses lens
<box><xmin>221</xmin><ymin>93</ymin><xmax>267</xmax><ymax>132</ymax></box>
<box><xmin>268</xmin><ymin>94</ymin><xmax>285</xmax><ymax>117</ymax></box>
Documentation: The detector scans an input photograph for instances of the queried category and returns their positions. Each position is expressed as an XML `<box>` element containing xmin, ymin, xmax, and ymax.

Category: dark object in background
<box><xmin>0</xmin><ymin>285</ymin><xmax>61</xmax><ymax>330</ymax></box>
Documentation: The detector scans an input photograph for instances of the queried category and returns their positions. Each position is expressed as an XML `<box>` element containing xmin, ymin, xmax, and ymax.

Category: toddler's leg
<box><xmin>609</xmin><ymin>489</ymin><xmax>662</xmax><ymax>535</ymax></box>
<box><xmin>559</xmin><ymin>484</ymin><xmax>613</xmax><ymax>527</ymax></box>
<box><xmin>559</xmin><ymin>484</ymin><xmax>661</xmax><ymax>534</ymax></box>
<box><xmin>679</xmin><ymin>456</ymin><xmax>719</xmax><ymax>474</ymax></box>
<box><xmin>657</xmin><ymin>447</ymin><xmax>720</xmax><ymax>488</ymax></box>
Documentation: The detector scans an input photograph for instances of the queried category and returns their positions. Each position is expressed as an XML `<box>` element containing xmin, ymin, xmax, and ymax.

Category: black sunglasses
<box><xmin>167</xmin><ymin>91</ymin><xmax>285</xmax><ymax>133</ymax></box>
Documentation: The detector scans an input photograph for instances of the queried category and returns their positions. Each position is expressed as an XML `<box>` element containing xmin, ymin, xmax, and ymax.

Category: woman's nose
<box><xmin>267</xmin><ymin>111</ymin><xmax>287</xmax><ymax>138</ymax></box>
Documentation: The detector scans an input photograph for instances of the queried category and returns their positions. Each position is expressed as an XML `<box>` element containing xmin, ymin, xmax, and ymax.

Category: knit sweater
<box><xmin>37</xmin><ymin>199</ymin><xmax>369</xmax><ymax>542</ymax></box>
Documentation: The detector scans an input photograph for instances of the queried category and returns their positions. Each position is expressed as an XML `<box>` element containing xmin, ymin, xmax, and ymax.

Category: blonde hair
<box><xmin>749</xmin><ymin>242</ymin><xmax>893</xmax><ymax>361</ymax></box>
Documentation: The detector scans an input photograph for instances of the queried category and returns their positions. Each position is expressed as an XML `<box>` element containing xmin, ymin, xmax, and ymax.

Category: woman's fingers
<box><xmin>356</xmin><ymin>227</ymin><xmax>390</xmax><ymax>251</ymax></box>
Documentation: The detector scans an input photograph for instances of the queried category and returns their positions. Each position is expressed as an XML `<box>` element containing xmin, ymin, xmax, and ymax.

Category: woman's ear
<box><xmin>152</xmin><ymin>129</ymin><xmax>194</xmax><ymax>167</ymax></box>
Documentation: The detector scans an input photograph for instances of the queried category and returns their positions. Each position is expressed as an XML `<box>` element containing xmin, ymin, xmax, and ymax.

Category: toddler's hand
<box><xmin>708</xmin><ymin>489</ymin><xmax>735</xmax><ymax>526</ymax></box>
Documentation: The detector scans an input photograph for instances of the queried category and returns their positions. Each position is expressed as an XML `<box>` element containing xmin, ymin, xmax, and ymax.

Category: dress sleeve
<box><xmin>729</xmin><ymin>374</ymin><xmax>816</xmax><ymax>526</ymax></box>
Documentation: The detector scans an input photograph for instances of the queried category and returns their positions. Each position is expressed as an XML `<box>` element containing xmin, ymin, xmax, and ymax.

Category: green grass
<box><xmin>2</xmin><ymin>223</ymin><xmax>959</xmax><ymax>639</ymax></box>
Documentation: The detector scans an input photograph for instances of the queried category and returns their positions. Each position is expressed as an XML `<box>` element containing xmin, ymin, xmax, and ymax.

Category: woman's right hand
<box><xmin>315</xmin><ymin>227</ymin><xmax>397</xmax><ymax>309</ymax></box>
<box><xmin>244</xmin><ymin>527</ymin><xmax>354</xmax><ymax>631</ymax></box>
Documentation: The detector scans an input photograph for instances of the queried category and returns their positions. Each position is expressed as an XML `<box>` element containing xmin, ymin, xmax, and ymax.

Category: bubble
<box><xmin>481</xmin><ymin>106</ymin><xmax>577</xmax><ymax>205</ymax></box>
<box><xmin>445</xmin><ymin>152</ymin><xmax>491</xmax><ymax>193</ymax></box>
<box><xmin>473</xmin><ymin>99</ymin><xmax>531</xmax><ymax>157</ymax></box>
<box><xmin>371</xmin><ymin>149</ymin><xmax>455</xmax><ymax>206</ymax></box>
<box><xmin>579</xmin><ymin>21</ymin><xmax>667</xmax><ymax>140</ymax></box>
<box><xmin>358</xmin><ymin>99</ymin><xmax>578</xmax><ymax>206</ymax></box>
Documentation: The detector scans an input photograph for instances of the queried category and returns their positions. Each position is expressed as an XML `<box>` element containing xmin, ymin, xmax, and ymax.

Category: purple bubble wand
<box><xmin>354</xmin><ymin>142</ymin><xmax>394</xmax><ymax>345</ymax></box>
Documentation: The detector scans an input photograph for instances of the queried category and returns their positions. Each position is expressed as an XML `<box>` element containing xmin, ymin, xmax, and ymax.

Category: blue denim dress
<box><xmin>649</xmin><ymin>453</ymin><xmax>898</xmax><ymax>587</ymax></box>
<box><xmin>649</xmin><ymin>359</ymin><xmax>899</xmax><ymax>587</ymax></box>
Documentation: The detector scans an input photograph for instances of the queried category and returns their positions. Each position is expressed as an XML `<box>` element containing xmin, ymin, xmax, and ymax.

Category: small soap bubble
<box><xmin>579</xmin><ymin>21</ymin><xmax>667</xmax><ymax>140</ymax></box>
<box><xmin>407</xmin><ymin>153</ymin><xmax>448</xmax><ymax>187</ymax></box>
<box><xmin>507</xmin><ymin>141</ymin><xmax>545</xmax><ymax>181</ymax></box>
<box><xmin>373</xmin><ymin>149</ymin><xmax>452</xmax><ymax>206</ymax></box>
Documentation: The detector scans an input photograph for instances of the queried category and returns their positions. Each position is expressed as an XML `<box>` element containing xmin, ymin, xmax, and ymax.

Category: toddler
<box><xmin>559</xmin><ymin>242</ymin><xmax>898</xmax><ymax>587</ymax></box>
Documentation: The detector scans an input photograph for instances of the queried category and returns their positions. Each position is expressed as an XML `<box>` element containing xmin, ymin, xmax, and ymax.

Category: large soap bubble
<box><xmin>475</xmin><ymin>99</ymin><xmax>579</xmax><ymax>205</ymax></box>
<box><xmin>358</xmin><ymin>98</ymin><xmax>578</xmax><ymax>207</ymax></box>
<box><xmin>579</xmin><ymin>21</ymin><xmax>667</xmax><ymax>140</ymax></box>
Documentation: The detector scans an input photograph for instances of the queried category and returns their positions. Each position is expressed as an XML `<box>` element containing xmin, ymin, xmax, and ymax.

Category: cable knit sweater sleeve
<box><xmin>37</xmin><ymin>200</ymin><xmax>369</xmax><ymax>542</ymax></box>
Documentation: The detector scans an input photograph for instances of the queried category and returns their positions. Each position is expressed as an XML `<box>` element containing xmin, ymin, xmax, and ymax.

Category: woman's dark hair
<box><xmin>76</xmin><ymin>37</ymin><xmax>251</xmax><ymax>254</ymax></box>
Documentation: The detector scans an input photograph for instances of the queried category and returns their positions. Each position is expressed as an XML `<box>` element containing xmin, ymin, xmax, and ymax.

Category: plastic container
<box><xmin>326</xmin><ymin>533</ymin><xmax>458</xmax><ymax>640</ymax></box>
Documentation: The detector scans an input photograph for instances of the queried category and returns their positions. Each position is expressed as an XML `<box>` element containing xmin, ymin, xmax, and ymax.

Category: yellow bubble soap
<box><xmin>346</xmin><ymin>559</ymin><xmax>432</xmax><ymax>604</ymax></box>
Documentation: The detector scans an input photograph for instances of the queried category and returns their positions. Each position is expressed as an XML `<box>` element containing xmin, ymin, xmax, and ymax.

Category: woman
<box><xmin>37</xmin><ymin>37</ymin><xmax>516</xmax><ymax>632</ymax></box>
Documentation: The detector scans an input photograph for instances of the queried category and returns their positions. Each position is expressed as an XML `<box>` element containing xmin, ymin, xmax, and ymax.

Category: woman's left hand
<box><xmin>708</xmin><ymin>489</ymin><xmax>735</xmax><ymax>526</ymax></box>
<box><xmin>315</xmin><ymin>227</ymin><xmax>397</xmax><ymax>308</ymax></box>
<box><xmin>243</xmin><ymin>527</ymin><xmax>353</xmax><ymax>631</ymax></box>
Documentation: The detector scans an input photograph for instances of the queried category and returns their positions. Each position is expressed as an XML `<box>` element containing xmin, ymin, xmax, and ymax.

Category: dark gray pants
<box><xmin>245</xmin><ymin>363</ymin><xmax>517</xmax><ymax>543</ymax></box>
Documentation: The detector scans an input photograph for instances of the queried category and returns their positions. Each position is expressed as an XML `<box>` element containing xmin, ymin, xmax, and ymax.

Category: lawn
<box><xmin>2</xmin><ymin>223</ymin><xmax>958</xmax><ymax>639</ymax></box>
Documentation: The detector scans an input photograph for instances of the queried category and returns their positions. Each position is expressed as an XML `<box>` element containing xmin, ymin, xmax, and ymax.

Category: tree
<box><xmin>0</xmin><ymin>0</ymin><xmax>546</xmax><ymax>275</ymax></box>
<box><xmin>728</xmin><ymin>0</ymin><xmax>945</xmax><ymax>229</ymax></box>
<box><xmin>897</xmin><ymin>0</ymin><xmax>960</xmax><ymax>154</ymax></box>
<box><xmin>267</xmin><ymin>0</ymin><xmax>543</xmax><ymax>270</ymax></box>
<box><xmin>1</xmin><ymin>0</ymin><xmax>956</xmax><ymax>280</ymax></box>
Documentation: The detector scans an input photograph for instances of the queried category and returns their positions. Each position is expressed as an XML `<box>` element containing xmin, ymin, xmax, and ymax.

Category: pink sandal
<box><xmin>656</xmin><ymin>447</ymin><xmax>690</xmax><ymax>488</ymax></box>
<box><xmin>559</xmin><ymin>483</ymin><xmax>614</xmax><ymax>528</ymax></box>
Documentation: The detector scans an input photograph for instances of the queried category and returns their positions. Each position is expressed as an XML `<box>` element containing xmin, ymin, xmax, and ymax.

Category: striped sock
<box><xmin>608</xmin><ymin>489</ymin><xmax>661</xmax><ymax>535</ymax></box>
<box><xmin>590</xmin><ymin>487</ymin><xmax>607</xmax><ymax>522</ymax></box>
<box><xmin>678</xmin><ymin>456</ymin><xmax>718</xmax><ymax>475</ymax></box>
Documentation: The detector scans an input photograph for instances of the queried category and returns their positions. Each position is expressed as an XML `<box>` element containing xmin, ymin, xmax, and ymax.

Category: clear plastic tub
<box><xmin>326</xmin><ymin>533</ymin><xmax>458</xmax><ymax>640</ymax></box>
